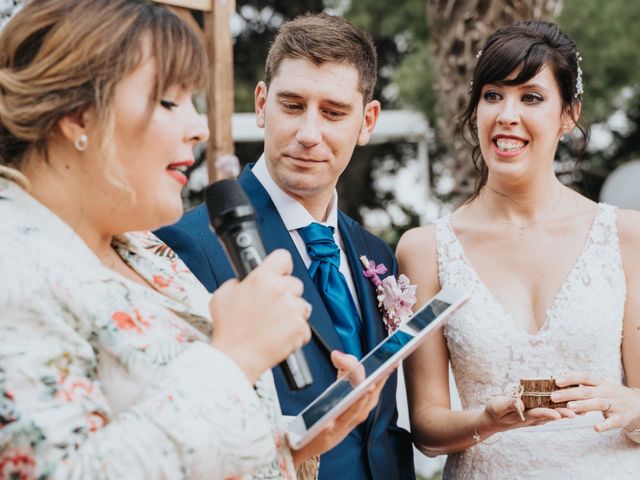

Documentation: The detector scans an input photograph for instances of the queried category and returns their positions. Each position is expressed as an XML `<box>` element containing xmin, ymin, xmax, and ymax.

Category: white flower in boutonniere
<box><xmin>360</xmin><ymin>255</ymin><xmax>417</xmax><ymax>335</ymax></box>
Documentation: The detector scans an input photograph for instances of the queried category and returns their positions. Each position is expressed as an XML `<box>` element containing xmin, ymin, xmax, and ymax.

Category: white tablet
<box><xmin>287</xmin><ymin>286</ymin><xmax>469</xmax><ymax>449</ymax></box>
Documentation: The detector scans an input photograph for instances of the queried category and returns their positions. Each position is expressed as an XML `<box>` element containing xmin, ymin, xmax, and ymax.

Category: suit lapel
<box><xmin>239</xmin><ymin>166</ymin><xmax>345</xmax><ymax>354</ymax></box>
<box><xmin>338</xmin><ymin>213</ymin><xmax>391</xmax><ymax>437</ymax></box>
<box><xmin>338</xmin><ymin>212</ymin><xmax>386</xmax><ymax>353</ymax></box>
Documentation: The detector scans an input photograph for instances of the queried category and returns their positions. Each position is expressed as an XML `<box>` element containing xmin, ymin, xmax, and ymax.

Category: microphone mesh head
<box><xmin>204</xmin><ymin>179</ymin><xmax>255</xmax><ymax>230</ymax></box>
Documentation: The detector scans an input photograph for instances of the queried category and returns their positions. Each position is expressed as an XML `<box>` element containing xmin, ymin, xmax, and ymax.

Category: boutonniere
<box><xmin>360</xmin><ymin>255</ymin><xmax>417</xmax><ymax>334</ymax></box>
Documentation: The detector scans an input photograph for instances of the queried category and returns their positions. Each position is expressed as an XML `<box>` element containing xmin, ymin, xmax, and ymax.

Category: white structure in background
<box><xmin>189</xmin><ymin>109</ymin><xmax>433</xmax><ymax>223</ymax></box>
<box><xmin>600</xmin><ymin>159</ymin><xmax>640</xmax><ymax>210</ymax></box>
<box><xmin>231</xmin><ymin>108</ymin><xmax>429</xmax><ymax>146</ymax></box>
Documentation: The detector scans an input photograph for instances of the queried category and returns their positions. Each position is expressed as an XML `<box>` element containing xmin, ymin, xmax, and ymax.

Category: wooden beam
<box><xmin>153</xmin><ymin>0</ymin><xmax>212</xmax><ymax>11</ymax></box>
<box><xmin>204</xmin><ymin>0</ymin><xmax>236</xmax><ymax>181</ymax></box>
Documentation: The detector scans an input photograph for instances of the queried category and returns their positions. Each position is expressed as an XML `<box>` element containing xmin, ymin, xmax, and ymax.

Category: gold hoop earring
<box><xmin>74</xmin><ymin>134</ymin><xmax>89</xmax><ymax>152</ymax></box>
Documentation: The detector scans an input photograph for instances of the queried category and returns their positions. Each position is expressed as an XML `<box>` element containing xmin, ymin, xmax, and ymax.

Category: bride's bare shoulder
<box><xmin>615</xmin><ymin>208</ymin><xmax>640</xmax><ymax>263</ymax></box>
<box><xmin>396</xmin><ymin>206</ymin><xmax>471</xmax><ymax>259</ymax></box>
<box><xmin>397</xmin><ymin>223</ymin><xmax>437</xmax><ymax>259</ymax></box>
<box><xmin>396</xmin><ymin>222</ymin><xmax>441</xmax><ymax>294</ymax></box>
<box><xmin>616</xmin><ymin>208</ymin><xmax>640</xmax><ymax>236</ymax></box>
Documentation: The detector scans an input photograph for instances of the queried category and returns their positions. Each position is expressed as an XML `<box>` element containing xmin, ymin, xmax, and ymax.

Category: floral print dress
<box><xmin>0</xmin><ymin>178</ymin><xmax>302</xmax><ymax>479</ymax></box>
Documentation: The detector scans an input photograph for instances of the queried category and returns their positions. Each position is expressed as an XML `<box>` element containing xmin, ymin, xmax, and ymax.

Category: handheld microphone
<box><xmin>204</xmin><ymin>178</ymin><xmax>313</xmax><ymax>390</ymax></box>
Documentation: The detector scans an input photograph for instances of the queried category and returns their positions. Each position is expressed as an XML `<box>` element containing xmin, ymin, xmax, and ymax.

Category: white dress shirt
<box><xmin>252</xmin><ymin>156</ymin><xmax>362</xmax><ymax>319</ymax></box>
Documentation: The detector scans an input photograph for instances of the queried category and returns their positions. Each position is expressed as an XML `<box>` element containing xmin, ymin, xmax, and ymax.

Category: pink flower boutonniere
<box><xmin>360</xmin><ymin>255</ymin><xmax>417</xmax><ymax>334</ymax></box>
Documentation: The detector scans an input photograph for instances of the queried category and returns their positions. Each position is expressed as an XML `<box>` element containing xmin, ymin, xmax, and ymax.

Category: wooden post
<box><xmin>204</xmin><ymin>0</ymin><xmax>236</xmax><ymax>182</ymax></box>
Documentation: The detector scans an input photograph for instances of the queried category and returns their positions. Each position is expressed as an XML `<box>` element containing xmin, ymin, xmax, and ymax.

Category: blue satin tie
<box><xmin>298</xmin><ymin>222</ymin><xmax>363</xmax><ymax>358</ymax></box>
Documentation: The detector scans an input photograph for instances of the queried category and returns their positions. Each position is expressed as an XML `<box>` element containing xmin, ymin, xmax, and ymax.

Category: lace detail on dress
<box><xmin>433</xmin><ymin>205</ymin><xmax>639</xmax><ymax>479</ymax></box>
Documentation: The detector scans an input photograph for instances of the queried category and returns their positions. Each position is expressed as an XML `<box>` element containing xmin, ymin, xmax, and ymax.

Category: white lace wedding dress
<box><xmin>435</xmin><ymin>203</ymin><xmax>640</xmax><ymax>480</ymax></box>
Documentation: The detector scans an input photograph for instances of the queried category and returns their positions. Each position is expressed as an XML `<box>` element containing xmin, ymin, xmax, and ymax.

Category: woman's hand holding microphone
<box><xmin>210</xmin><ymin>249</ymin><xmax>312</xmax><ymax>384</ymax></box>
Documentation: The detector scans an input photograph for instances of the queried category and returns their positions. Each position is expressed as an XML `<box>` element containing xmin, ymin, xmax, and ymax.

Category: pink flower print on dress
<box><xmin>170</xmin><ymin>260</ymin><xmax>190</xmax><ymax>275</ymax></box>
<box><xmin>85</xmin><ymin>411</ymin><xmax>109</xmax><ymax>432</ymax></box>
<box><xmin>111</xmin><ymin>309</ymin><xmax>151</xmax><ymax>333</ymax></box>
<box><xmin>0</xmin><ymin>446</ymin><xmax>37</xmax><ymax>480</ymax></box>
<box><xmin>152</xmin><ymin>274</ymin><xmax>172</xmax><ymax>289</ymax></box>
<box><xmin>56</xmin><ymin>377</ymin><xmax>95</xmax><ymax>403</ymax></box>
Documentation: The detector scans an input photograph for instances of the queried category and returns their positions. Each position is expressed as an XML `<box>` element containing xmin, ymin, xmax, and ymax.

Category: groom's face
<box><xmin>254</xmin><ymin>58</ymin><xmax>379</xmax><ymax>217</ymax></box>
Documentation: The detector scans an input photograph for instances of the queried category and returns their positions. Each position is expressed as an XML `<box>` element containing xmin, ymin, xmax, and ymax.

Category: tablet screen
<box><xmin>288</xmin><ymin>287</ymin><xmax>467</xmax><ymax>447</ymax></box>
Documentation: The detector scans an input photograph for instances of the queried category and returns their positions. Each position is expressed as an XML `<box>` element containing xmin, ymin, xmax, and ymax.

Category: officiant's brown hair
<box><xmin>264</xmin><ymin>13</ymin><xmax>378</xmax><ymax>105</ymax></box>
<box><xmin>0</xmin><ymin>0</ymin><xmax>206</xmax><ymax>179</ymax></box>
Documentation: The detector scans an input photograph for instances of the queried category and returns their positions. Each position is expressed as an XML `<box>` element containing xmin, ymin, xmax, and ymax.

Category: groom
<box><xmin>156</xmin><ymin>13</ymin><xmax>414</xmax><ymax>480</ymax></box>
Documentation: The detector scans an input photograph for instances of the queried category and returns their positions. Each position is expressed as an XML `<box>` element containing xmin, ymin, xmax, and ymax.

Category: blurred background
<box><xmin>182</xmin><ymin>0</ymin><xmax>640</xmax><ymax>251</ymax></box>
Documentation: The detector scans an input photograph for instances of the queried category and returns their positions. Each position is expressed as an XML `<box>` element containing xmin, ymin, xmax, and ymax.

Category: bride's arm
<box><xmin>397</xmin><ymin>225</ymin><xmax>567</xmax><ymax>456</ymax></box>
<box><xmin>398</xmin><ymin>225</ymin><xmax>474</xmax><ymax>456</ymax></box>
<box><xmin>620</xmin><ymin>211</ymin><xmax>640</xmax><ymax>438</ymax></box>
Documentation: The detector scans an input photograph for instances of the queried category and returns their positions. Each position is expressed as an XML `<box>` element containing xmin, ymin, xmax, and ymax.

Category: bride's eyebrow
<box><xmin>516</xmin><ymin>82</ymin><xmax>547</xmax><ymax>91</ymax></box>
<box><xmin>483</xmin><ymin>81</ymin><xmax>549</xmax><ymax>92</ymax></box>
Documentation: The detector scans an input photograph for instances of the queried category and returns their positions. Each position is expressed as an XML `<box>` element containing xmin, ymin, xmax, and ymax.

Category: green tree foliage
<box><xmin>558</xmin><ymin>0</ymin><xmax>640</xmax><ymax>123</ymax></box>
<box><xmin>233</xmin><ymin>1</ymin><xmax>325</xmax><ymax>112</ymax></box>
<box><xmin>338</xmin><ymin>0</ymin><xmax>431</xmax><ymax>113</ymax></box>
<box><xmin>223</xmin><ymin>0</ymin><xmax>639</xmax><ymax>231</ymax></box>
<box><xmin>374</xmin><ymin>0</ymin><xmax>640</xmax><ymax>202</ymax></box>
<box><xmin>337</xmin><ymin>0</ymin><xmax>435</xmax><ymax>242</ymax></box>
<box><xmin>556</xmin><ymin>0</ymin><xmax>640</xmax><ymax>197</ymax></box>
<box><xmin>392</xmin><ymin>41</ymin><xmax>438</xmax><ymax>125</ymax></box>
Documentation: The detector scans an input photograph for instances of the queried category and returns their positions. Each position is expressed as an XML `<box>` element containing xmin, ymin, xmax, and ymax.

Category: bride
<box><xmin>398</xmin><ymin>20</ymin><xmax>640</xmax><ymax>479</ymax></box>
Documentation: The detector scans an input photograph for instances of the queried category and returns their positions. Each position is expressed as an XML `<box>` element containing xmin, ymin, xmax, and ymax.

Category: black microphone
<box><xmin>204</xmin><ymin>178</ymin><xmax>313</xmax><ymax>390</ymax></box>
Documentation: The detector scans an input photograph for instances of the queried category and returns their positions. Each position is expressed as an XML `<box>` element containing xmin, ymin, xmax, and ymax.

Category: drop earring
<box><xmin>74</xmin><ymin>134</ymin><xmax>89</xmax><ymax>151</ymax></box>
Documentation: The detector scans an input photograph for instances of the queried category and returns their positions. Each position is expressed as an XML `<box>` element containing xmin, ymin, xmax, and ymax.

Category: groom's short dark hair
<box><xmin>264</xmin><ymin>13</ymin><xmax>378</xmax><ymax>104</ymax></box>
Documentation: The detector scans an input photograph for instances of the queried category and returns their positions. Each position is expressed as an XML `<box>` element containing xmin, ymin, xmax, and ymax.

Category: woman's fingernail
<box><xmin>567</xmin><ymin>402</ymin><xmax>575</xmax><ymax>409</ymax></box>
<box><xmin>551</xmin><ymin>393</ymin><xmax>560</xmax><ymax>401</ymax></box>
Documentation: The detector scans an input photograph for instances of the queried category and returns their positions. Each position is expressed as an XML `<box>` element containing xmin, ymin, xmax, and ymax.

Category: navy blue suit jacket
<box><xmin>155</xmin><ymin>165</ymin><xmax>414</xmax><ymax>480</ymax></box>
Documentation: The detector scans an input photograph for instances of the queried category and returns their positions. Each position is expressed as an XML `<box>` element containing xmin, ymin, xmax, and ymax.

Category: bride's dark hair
<box><xmin>460</xmin><ymin>20</ymin><xmax>589</xmax><ymax>200</ymax></box>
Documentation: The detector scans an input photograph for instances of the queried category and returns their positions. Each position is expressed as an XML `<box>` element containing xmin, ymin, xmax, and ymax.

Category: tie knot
<box><xmin>298</xmin><ymin>222</ymin><xmax>340</xmax><ymax>267</ymax></box>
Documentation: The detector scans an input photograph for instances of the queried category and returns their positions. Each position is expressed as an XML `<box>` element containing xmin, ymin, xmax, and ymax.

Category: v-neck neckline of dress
<box><xmin>444</xmin><ymin>203</ymin><xmax>602</xmax><ymax>338</ymax></box>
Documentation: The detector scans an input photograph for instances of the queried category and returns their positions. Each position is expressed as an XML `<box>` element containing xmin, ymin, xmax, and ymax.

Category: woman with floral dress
<box><xmin>0</xmin><ymin>1</ymin><xmax>386</xmax><ymax>478</ymax></box>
